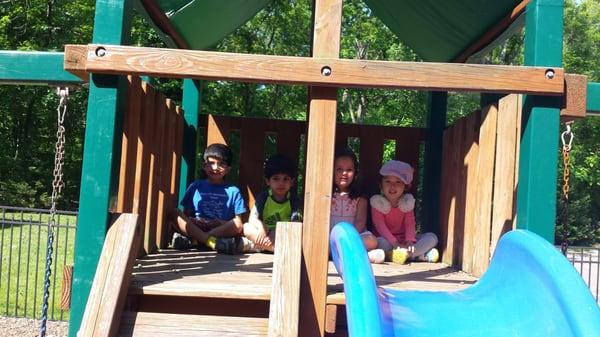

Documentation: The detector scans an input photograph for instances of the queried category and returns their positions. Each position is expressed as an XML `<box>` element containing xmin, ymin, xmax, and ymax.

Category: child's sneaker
<box><xmin>368</xmin><ymin>249</ymin><xmax>385</xmax><ymax>264</ymax></box>
<box><xmin>391</xmin><ymin>247</ymin><xmax>409</xmax><ymax>264</ymax></box>
<box><xmin>424</xmin><ymin>248</ymin><xmax>439</xmax><ymax>263</ymax></box>
<box><xmin>171</xmin><ymin>232</ymin><xmax>193</xmax><ymax>250</ymax></box>
<box><xmin>215</xmin><ymin>237</ymin><xmax>244</xmax><ymax>255</ymax></box>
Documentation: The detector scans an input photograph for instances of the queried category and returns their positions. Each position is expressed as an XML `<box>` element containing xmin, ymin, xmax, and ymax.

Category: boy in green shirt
<box><xmin>243</xmin><ymin>154</ymin><xmax>302</xmax><ymax>252</ymax></box>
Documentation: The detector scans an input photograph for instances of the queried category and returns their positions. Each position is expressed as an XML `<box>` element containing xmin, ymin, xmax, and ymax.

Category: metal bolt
<box><xmin>545</xmin><ymin>69</ymin><xmax>555</xmax><ymax>80</ymax></box>
<box><xmin>321</xmin><ymin>66</ymin><xmax>332</xmax><ymax>76</ymax></box>
<box><xmin>95</xmin><ymin>47</ymin><xmax>106</xmax><ymax>57</ymax></box>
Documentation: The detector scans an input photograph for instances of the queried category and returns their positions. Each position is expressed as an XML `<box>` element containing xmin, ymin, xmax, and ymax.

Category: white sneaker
<box><xmin>425</xmin><ymin>248</ymin><xmax>439</xmax><ymax>263</ymax></box>
<box><xmin>368</xmin><ymin>249</ymin><xmax>385</xmax><ymax>264</ymax></box>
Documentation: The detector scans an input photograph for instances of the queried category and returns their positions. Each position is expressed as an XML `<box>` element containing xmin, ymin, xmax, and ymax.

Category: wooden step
<box><xmin>129</xmin><ymin>250</ymin><xmax>275</xmax><ymax>300</ymax></box>
<box><xmin>119</xmin><ymin>311</ymin><xmax>268</xmax><ymax>337</ymax></box>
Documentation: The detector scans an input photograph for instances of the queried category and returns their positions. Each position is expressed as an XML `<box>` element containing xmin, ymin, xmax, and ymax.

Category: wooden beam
<box><xmin>64</xmin><ymin>44</ymin><xmax>565</xmax><ymax>95</ymax></box>
<box><xmin>299</xmin><ymin>1</ymin><xmax>342</xmax><ymax>336</ymax></box>
<box><xmin>560</xmin><ymin>74</ymin><xmax>587</xmax><ymax>122</ymax></box>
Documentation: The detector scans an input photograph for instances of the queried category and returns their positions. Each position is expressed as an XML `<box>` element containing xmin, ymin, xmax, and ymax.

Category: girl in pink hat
<box><xmin>370</xmin><ymin>160</ymin><xmax>439</xmax><ymax>264</ymax></box>
<box><xmin>330</xmin><ymin>147</ymin><xmax>384</xmax><ymax>263</ymax></box>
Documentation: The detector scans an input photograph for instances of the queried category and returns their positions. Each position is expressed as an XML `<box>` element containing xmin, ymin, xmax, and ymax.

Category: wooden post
<box><xmin>179</xmin><ymin>79</ymin><xmax>200</xmax><ymax>202</ymax></box>
<box><xmin>299</xmin><ymin>1</ymin><xmax>342</xmax><ymax>336</ymax></box>
<box><xmin>422</xmin><ymin>92</ymin><xmax>447</xmax><ymax>234</ymax></box>
<box><xmin>69</xmin><ymin>1</ymin><xmax>133</xmax><ymax>336</ymax></box>
<box><xmin>516</xmin><ymin>0</ymin><xmax>564</xmax><ymax>241</ymax></box>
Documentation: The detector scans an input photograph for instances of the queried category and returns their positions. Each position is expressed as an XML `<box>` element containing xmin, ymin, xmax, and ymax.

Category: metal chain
<box><xmin>560</xmin><ymin>121</ymin><xmax>574</xmax><ymax>256</ymax></box>
<box><xmin>40</xmin><ymin>87</ymin><xmax>68</xmax><ymax>337</ymax></box>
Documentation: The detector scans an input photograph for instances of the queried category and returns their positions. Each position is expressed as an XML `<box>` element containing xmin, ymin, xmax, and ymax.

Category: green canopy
<box><xmin>140</xmin><ymin>0</ymin><xmax>523</xmax><ymax>62</ymax></box>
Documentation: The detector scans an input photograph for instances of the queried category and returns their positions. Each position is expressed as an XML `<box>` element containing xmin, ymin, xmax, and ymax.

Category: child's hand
<box><xmin>405</xmin><ymin>241</ymin><xmax>416</xmax><ymax>255</ymax></box>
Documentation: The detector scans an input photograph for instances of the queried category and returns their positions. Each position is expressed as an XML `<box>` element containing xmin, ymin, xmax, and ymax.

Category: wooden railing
<box><xmin>200</xmin><ymin>114</ymin><xmax>427</xmax><ymax>208</ymax></box>
<box><xmin>440</xmin><ymin>94</ymin><xmax>522</xmax><ymax>276</ymax></box>
<box><xmin>115</xmin><ymin>76</ymin><xmax>183</xmax><ymax>253</ymax></box>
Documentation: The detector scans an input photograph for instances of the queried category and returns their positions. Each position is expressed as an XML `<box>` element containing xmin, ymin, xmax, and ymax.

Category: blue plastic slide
<box><xmin>330</xmin><ymin>222</ymin><xmax>600</xmax><ymax>337</ymax></box>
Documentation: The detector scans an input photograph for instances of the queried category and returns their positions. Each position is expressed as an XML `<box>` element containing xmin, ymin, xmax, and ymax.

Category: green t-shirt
<box><xmin>262</xmin><ymin>190</ymin><xmax>292</xmax><ymax>230</ymax></box>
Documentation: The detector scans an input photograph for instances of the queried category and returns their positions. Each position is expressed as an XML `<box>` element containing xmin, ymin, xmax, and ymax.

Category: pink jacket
<box><xmin>371</xmin><ymin>207</ymin><xmax>416</xmax><ymax>246</ymax></box>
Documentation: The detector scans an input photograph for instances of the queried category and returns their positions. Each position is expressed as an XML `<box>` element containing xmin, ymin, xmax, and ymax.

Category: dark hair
<box><xmin>203</xmin><ymin>143</ymin><xmax>233</xmax><ymax>166</ymax></box>
<box><xmin>264</xmin><ymin>154</ymin><xmax>297</xmax><ymax>179</ymax></box>
<box><xmin>333</xmin><ymin>147</ymin><xmax>365</xmax><ymax>199</ymax></box>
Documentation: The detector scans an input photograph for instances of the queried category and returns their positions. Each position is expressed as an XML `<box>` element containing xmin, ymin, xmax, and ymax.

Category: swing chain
<box><xmin>559</xmin><ymin>121</ymin><xmax>574</xmax><ymax>255</ymax></box>
<box><xmin>40</xmin><ymin>87</ymin><xmax>69</xmax><ymax>337</ymax></box>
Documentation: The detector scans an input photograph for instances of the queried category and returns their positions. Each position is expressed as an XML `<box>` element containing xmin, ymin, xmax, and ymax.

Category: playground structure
<box><xmin>1</xmin><ymin>0</ymin><xmax>600</xmax><ymax>336</ymax></box>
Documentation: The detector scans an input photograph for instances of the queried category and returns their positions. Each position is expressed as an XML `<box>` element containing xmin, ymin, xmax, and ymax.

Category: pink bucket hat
<box><xmin>379</xmin><ymin>160</ymin><xmax>413</xmax><ymax>185</ymax></box>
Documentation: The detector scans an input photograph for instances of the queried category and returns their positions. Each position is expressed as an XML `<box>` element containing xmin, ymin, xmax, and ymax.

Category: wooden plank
<box><xmin>561</xmin><ymin>74</ymin><xmax>587</xmax><ymax>122</ymax></box>
<box><xmin>325</xmin><ymin>304</ymin><xmax>338</xmax><ymax>334</ymax></box>
<box><xmin>116</xmin><ymin>76</ymin><xmax>141</xmax><ymax>213</ymax></box>
<box><xmin>439</xmin><ymin>127</ymin><xmax>454</xmax><ymax>265</ymax></box>
<box><xmin>395</xmin><ymin>134</ymin><xmax>422</xmax><ymax>194</ymax></box>
<box><xmin>78</xmin><ymin>213</ymin><xmax>140</xmax><ymax>337</ymax></box>
<box><xmin>453</xmin><ymin>118</ymin><xmax>468</xmax><ymax>267</ymax></box>
<box><xmin>513</xmin><ymin>95</ymin><xmax>522</xmax><ymax>230</ymax></box>
<box><xmin>300</xmin><ymin>2</ymin><xmax>342</xmax><ymax>336</ymax></box>
<box><xmin>276</xmin><ymin>125</ymin><xmax>302</xmax><ymax>169</ymax></box>
<box><xmin>239</xmin><ymin>123</ymin><xmax>266</xmax><ymax>209</ymax></box>
<box><xmin>136</xmin><ymin>82</ymin><xmax>153</xmax><ymax>254</ymax></box>
<box><xmin>268</xmin><ymin>222</ymin><xmax>302</xmax><ymax>337</ymax></box>
<box><xmin>461</xmin><ymin>111</ymin><xmax>481</xmax><ymax>274</ymax></box>
<box><xmin>301</xmin><ymin>86</ymin><xmax>338</xmax><ymax>337</ymax></box>
<box><xmin>60</xmin><ymin>265</ymin><xmax>73</xmax><ymax>310</ymax></box>
<box><xmin>63</xmin><ymin>44</ymin><xmax>88</xmax><ymax>81</ymax></box>
<box><xmin>155</xmin><ymin>100</ymin><xmax>175</xmax><ymax>248</ymax></box>
<box><xmin>119</xmin><ymin>311</ymin><xmax>268</xmax><ymax>337</ymax></box>
<box><xmin>206</xmin><ymin>114</ymin><xmax>229</xmax><ymax>146</ymax></box>
<box><xmin>143</xmin><ymin>89</ymin><xmax>160</xmax><ymax>254</ymax></box>
<box><xmin>65</xmin><ymin>44</ymin><xmax>565</xmax><ymax>95</ymax></box>
<box><xmin>472</xmin><ymin>103</ymin><xmax>498</xmax><ymax>276</ymax></box>
<box><xmin>490</xmin><ymin>95</ymin><xmax>520</xmax><ymax>254</ymax></box>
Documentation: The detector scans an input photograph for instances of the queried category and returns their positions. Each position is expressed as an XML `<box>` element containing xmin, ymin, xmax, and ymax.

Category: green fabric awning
<box><xmin>140</xmin><ymin>0</ymin><xmax>523</xmax><ymax>62</ymax></box>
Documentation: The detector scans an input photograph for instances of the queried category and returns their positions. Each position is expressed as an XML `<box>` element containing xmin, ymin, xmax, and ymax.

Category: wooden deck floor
<box><xmin>130</xmin><ymin>249</ymin><xmax>478</xmax><ymax>303</ymax></box>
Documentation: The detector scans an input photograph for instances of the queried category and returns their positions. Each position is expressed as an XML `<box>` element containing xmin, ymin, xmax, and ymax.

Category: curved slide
<box><xmin>330</xmin><ymin>222</ymin><xmax>600</xmax><ymax>337</ymax></box>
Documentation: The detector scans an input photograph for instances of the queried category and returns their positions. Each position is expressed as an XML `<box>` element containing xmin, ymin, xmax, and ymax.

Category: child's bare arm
<box><xmin>207</xmin><ymin>215</ymin><xmax>244</xmax><ymax>237</ymax></box>
<box><xmin>354</xmin><ymin>197</ymin><xmax>368</xmax><ymax>232</ymax></box>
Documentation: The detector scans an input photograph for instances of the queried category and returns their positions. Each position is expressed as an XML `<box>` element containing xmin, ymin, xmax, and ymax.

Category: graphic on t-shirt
<box><xmin>198</xmin><ymin>192</ymin><xmax>228</xmax><ymax>219</ymax></box>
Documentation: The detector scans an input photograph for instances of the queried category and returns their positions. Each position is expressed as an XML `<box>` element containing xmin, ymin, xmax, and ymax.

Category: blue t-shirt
<box><xmin>180</xmin><ymin>180</ymin><xmax>246</xmax><ymax>220</ymax></box>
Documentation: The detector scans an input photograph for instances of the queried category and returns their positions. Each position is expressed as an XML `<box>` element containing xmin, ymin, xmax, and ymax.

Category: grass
<box><xmin>0</xmin><ymin>211</ymin><xmax>76</xmax><ymax>321</ymax></box>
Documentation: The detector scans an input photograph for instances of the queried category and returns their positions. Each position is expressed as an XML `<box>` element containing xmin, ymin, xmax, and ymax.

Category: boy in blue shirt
<box><xmin>243</xmin><ymin>153</ymin><xmax>302</xmax><ymax>253</ymax></box>
<box><xmin>170</xmin><ymin>143</ymin><xmax>246</xmax><ymax>253</ymax></box>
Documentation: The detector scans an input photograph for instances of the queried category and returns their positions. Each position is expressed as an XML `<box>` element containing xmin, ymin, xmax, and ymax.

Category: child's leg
<box><xmin>360</xmin><ymin>231</ymin><xmax>378</xmax><ymax>251</ymax></box>
<box><xmin>376</xmin><ymin>237</ymin><xmax>394</xmax><ymax>252</ymax></box>
<box><xmin>170</xmin><ymin>209</ymin><xmax>213</xmax><ymax>245</ymax></box>
<box><xmin>412</xmin><ymin>232</ymin><xmax>438</xmax><ymax>258</ymax></box>
<box><xmin>243</xmin><ymin>222</ymin><xmax>266</xmax><ymax>243</ymax></box>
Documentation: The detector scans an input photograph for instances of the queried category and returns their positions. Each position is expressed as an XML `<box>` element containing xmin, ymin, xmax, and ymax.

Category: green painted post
<box><xmin>422</xmin><ymin>91</ymin><xmax>447</xmax><ymax>234</ymax></box>
<box><xmin>587</xmin><ymin>82</ymin><xmax>600</xmax><ymax>113</ymax></box>
<box><xmin>179</xmin><ymin>79</ymin><xmax>201</xmax><ymax>203</ymax></box>
<box><xmin>68</xmin><ymin>1</ymin><xmax>132</xmax><ymax>337</ymax></box>
<box><xmin>517</xmin><ymin>0</ymin><xmax>564</xmax><ymax>242</ymax></box>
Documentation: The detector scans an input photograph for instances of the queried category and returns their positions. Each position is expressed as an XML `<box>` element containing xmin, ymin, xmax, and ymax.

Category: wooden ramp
<box><xmin>78</xmin><ymin>217</ymin><xmax>302</xmax><ymax>337</ymax></box>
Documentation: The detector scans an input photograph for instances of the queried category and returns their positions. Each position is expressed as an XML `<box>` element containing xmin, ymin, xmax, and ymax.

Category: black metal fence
<box><xmin>565</xmin><ymin>246</ymin><xmax>600</xmax><ymax>304</ymax></box>
<box><xmin>0</xmin><ymin>205</ymin><xmax>598</xmax><ymax>322</ymax></box>
<box><xmin>0</xmin><ymin>206</ymin><xmax>77</xmax><ymax>321</ymax></box>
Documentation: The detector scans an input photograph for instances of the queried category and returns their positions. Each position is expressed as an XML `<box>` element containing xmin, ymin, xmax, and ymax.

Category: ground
<box><xmin>0</xmin><ymin>317</ymin><xmax>68</xmax><ymax>337</ymax></box>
